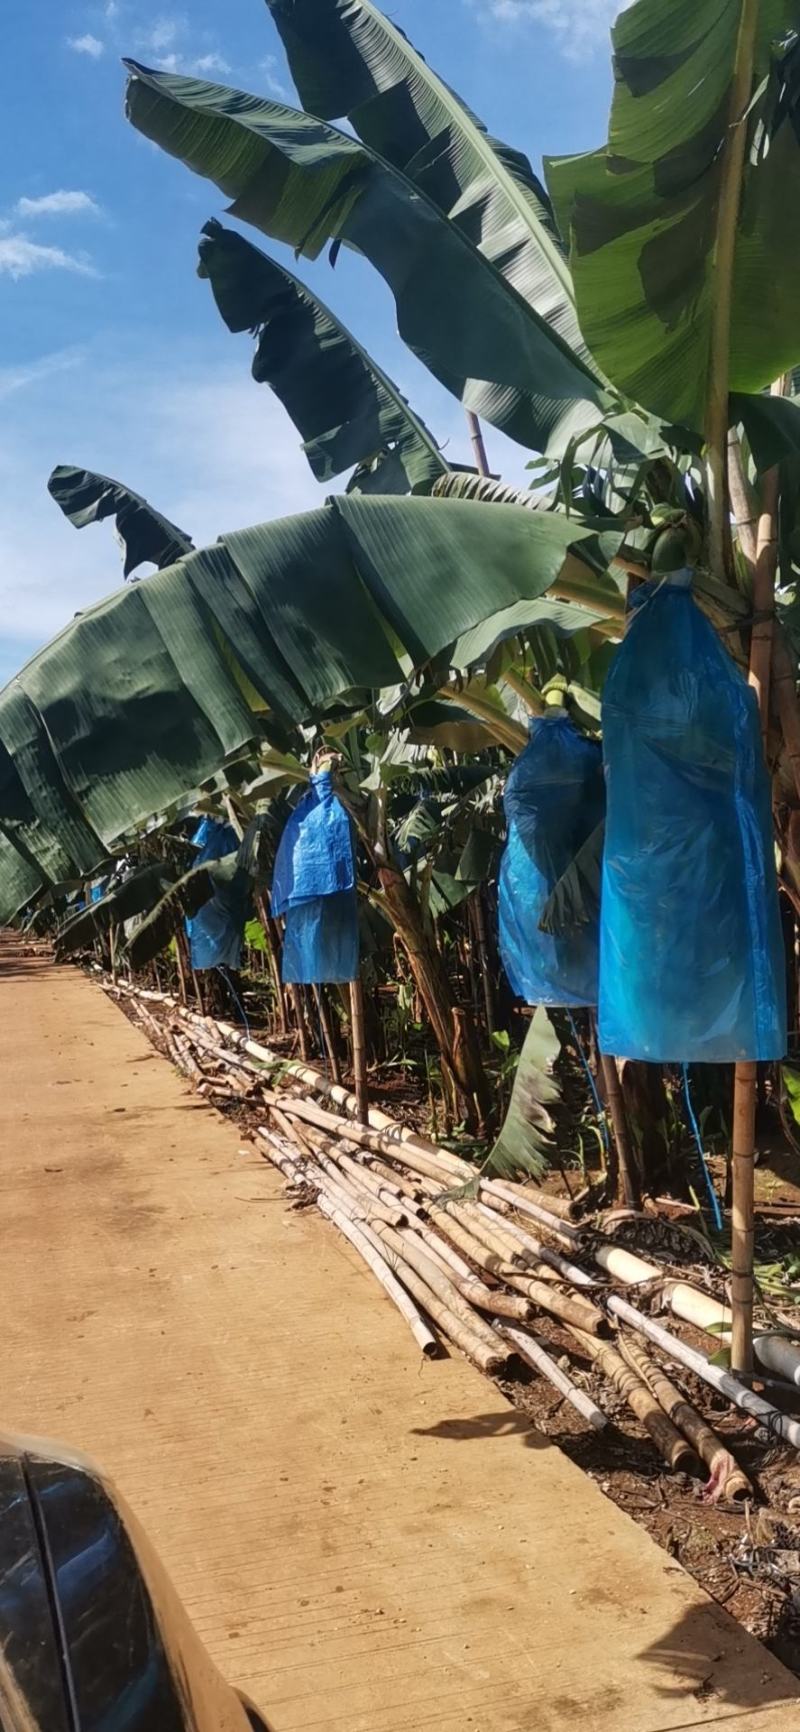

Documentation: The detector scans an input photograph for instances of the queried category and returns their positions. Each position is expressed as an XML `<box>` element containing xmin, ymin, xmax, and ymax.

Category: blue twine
<box><xmin>216</xmin><ymin>965</ymin><xmax>250</xmax><ymax>1039</ymax></box>
<box><xmin>682</xmin><ymin>1062</ymin><xmax>723</xmax><ymax>1232</ymax></box>
<box><xmin>567</xmin><ymin>1010</ymin><xmax>610</xmax><ymax>1150</ymax></box>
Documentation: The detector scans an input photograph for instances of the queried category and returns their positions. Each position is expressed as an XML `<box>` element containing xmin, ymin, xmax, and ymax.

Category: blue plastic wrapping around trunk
<box><xmin>599</xmin><ymin>575</ymin><xmax>786</xmax><ymax>1063</ymax></box>
<box><xmin>272</xmin><ymin>771</ymin><xmax>359</xmax><ymax>984</ymax></box>
<box><xmin>283</xmin><ymin>890</ymin><xmax>360</xmax><ymax>984</ymax></box>
<box><xmin>498</xmin><ymin>714</ymin><xmax>604</xmax><ymax>1008</ymax></box>
<box><xmin>185</xmin><ymin>816</ymin><xmax>244</xmax><ymax>973</ymax></box>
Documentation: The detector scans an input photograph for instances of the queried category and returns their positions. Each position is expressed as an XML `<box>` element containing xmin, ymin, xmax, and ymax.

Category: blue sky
<box><xmin>0</xmin><ymin>0</ymin><xmax>619</xmax><ymax>686</ymax></box>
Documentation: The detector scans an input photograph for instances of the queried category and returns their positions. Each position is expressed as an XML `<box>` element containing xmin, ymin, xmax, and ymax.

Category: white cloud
<box><xmin>189</xmin><ymin>52</ymin><xmax>231</xmax><ymax>76</ymax></box>
<box><xmin>0</xmin><ymin>349</ymin><xmax>84</xmax><ymax>404</ymax></box>
<box><xmin>142</xmin><ymin>15</ymin><xmax>181</xmax><ymax>52</ymax></box>
<box><xmin>261</xmin><ymin>55</ymin><xmax>290</xmax><ymax>101</ymax></box>
<box><xmin>67</xmin><ymin>32</ymin><xmax>105</xmax><ymax>57</ymax></box>
<box><xmin>481</xmin><ymin>0</ymin><xmax>626</xmax><ymax>59</ymax></box>
<box><xmin>16</xmin><ymin>190</ymin><xmax>100</xmax><ymax>219</ymax></box>
<box><xmin>0</xmin><ymin>235</ymin><xmax>97</xmax><ymax>280</ymax></box>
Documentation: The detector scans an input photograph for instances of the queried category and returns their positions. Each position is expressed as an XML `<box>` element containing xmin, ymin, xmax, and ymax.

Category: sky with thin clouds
<box><xmin>0</xmin><ymin>0</ymin><xmax>620</xmax><ymax>685</ymax></box>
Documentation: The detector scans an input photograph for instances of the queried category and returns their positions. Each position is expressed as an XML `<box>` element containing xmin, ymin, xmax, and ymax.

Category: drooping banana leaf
<box><xmin>198</xmin><ymin>219</ymin><xmax>448</xmax><ymax>493</ymax></box>
<box><xmin>264</xmin><ymin>0</ymin><xmax>592</xmax><ymax>367</ymax></box>
<box><xmin>123</xmin><ymin>853</ymin><xmax>242</xmax><ymax>968</ymax></box>
<box><xmin>54</xmin><ymin>863</ymin><xmax>179</xmax><ymax>957</ymax></box>
<box><xmin>546</xmin><ymin>2</ymin><xmax>800</xmax><ymax>432</ymax></box>
<box><xmin>539</xmin><ymin>819</ymin><xmax>604</xmax><ymax>938</ymax></box>
<box><xmin>124</xmin><ymin>63</ymin><xmax>607</xmax><ymax>457</ymax></box>
<box><xmin>48</xmin><ymin>465</ymin><xmax>194</xmax><ymax>578</ymax></box>
<box><xmin>0</xmin><ymin>492</ymin><xmax>600</xmax><ymax>920</ymax></box>
<box><xmin>486</xmin><ymin>1005</ymin><xmax>562</xmax><ymax>1181</ymax></box>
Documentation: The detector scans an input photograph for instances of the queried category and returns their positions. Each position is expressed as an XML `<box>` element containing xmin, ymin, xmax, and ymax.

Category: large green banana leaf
<box><xmin>124</xmin><ymin>63</ymin><xmax>607</xmax><ymax>456</ymax></box>
<box><xmin>264</xmin><ymin>0</ymin><xmax>591</xmax><ymax>368</ymax></box>
<box><xmin>198</xmin><ymin>218</ymin><xmax>447</xmax><ymax>493</ymax></box>
<box><xmin>48</xmin><ymin>465</ymin><xmax>194</xmax><ymax>578</ymax></box>
<box><xmin>546</xmin><ymin>0</ymin><xmax>800</xmax><ymax>431</ymax></box>
<box><xmin>0</xmin><ymin>493</ymin><xmax>599</xmax><ymax>920</ymax></box>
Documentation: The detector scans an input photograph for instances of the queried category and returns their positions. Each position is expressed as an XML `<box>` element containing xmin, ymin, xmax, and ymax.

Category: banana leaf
<box><xmin>0</xmin><ymin>493</ymin><xmax>599</xmax><ymax>920</ymax></box>
<box><xmin>539</xmin><ymin>819</ymin><xmax>604</xmax><ymax>937</ymax></box>
<box><xmin>54</xmin><ymin>864</ymin><xmax>179</xmax><ymax>956</ymax></box>
<box><xmin>546</xmin><ymin>2</ymin><xmax>800</xmax><ymax>431</ymax></box>
<box><xmin>264</xmin><ymin>0</ymin><xmax>592</xmax><ymax>366</ymax></box>
<box><xmin>123</xmin><ymin>853</ymin><xmax>243</xmax><ymax>968</ymax></box>
<box><xmin>486</xmin><ymin>1005</ymin><xmax>561</xmax><ymax>1181</ymax></box>
<box><xmin>48</xmin><ymin>465</ymin><xmax>194</xmax><ymax>578</ymax></box>
<box><xmin>198</xmin><ymin>219</ymin><xmax>448</xmax><ymax>493</ymax></box>
<box><xmin>124</xmin><ymin>62</ymin><xmax>607</xmax><ymax>457</ymax></box>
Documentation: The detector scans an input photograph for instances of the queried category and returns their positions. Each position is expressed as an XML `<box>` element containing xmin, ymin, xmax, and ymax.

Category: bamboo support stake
<box><xmin>349</xmin><ymin>976</ymin><xmax>369</xmax><ymax>1123</ymax></box>
<box><xmin>608</xmin><ymin>1293</ymin><xmax>800</xmax><ymax>1452</ymax></box>
<box><xmin>618</xmin><ymin>1334</ymin><xmax>751</xmax><ymax>1502</ymax></box>
<box><xmin>500</xmin><ymin>1327</ymin><xmax>608</xmax><ymax>1431</ymax></box>
<box><xmin>470</xmin><ymin>891</ymin><xmax>495</xmax><ymax>1035</ymax></box>
<box><xmin>312</xmin><ymin>985</ymin><xmax>341</xmax><ymax>1083</ymax></box>
<box><xmin>731</xmin><ymin>1058</ymin><xmax>757</xmax><ymax>1373</ymax></box>
<box><xmin>289</xmin><ymin>983</ymin><xmax>311</xmax><ymax>1060</ymax></box>
<box><xmin>599</xmin><ymin>1051</ymin><xmax>638</xmax><ymax>1206</ymax></box>
<box><xmin>571</xmin><ymin>1329</ymin><xmax>696</xmax><ymax>1472</ymax></box>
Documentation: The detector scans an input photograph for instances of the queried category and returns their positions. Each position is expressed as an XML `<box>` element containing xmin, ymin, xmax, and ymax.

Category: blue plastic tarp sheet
<box><xmin>272</xmin><ymin>772</ymin><xmax>358</xmax><ymax>984</ymax></box>
<box><xmin>272</xmin><ymin>772</ymin><xmax>355</xmax><ymax>915</ymax></box>
<box><xmin>185</xmin><ymin>816</ymin><xmax>244</xmax><ymax>973</ymax></box>
<box><xmin>282</xmin><ymin>890</ymin><xmax>360</xmax><ymax>985</ymax></box>
<box><xmin>498</xmin><ymin>714</ymin><xmax>604</xmax><ymax>1008</ymax></box>
<box><xmin>599</xmin><ymin>575</ymin><xmax>786</xmax><ymax>1062</ymax></box>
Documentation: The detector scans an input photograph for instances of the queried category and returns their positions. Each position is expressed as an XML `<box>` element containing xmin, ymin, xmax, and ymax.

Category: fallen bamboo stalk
<box><xmin>442</xmin><ymin>1200</ymin><xmax>526</xmax><ymax>1266</ymax></box>
<box><xmin>314</xmin><ymin>1194</ymin><xmax>438</xmax><ymax>1358</ymax></box>
<box><xmin>369</xmin><ymin>1220</ymin><xmax>513</xmax><ymax>1357</ymax></box>
<box><xmin>608</xmin><ymin>1295</ymin><xmax>800</xmax><ymax>1452</ymax></box>
<box><xmin>571</xmin><ymin>1329</ymin><xmax>696</xmax><ymax>1471</ymax></box>
<box><xmin>257</xmin><ymin>1128</ymin><xmax>307</xmax><ymax>1186</ymax></box>
<box><xmin>503</xmin><ymin>1273</ymin><xmax>609</xmax><ymax>1337</ymax></box>
<box><xmin>479</xmin><ymin>1206</ymin><xmax>596</xmax><ymax>1287</ymax></box>
<box><xmin>617</xmin><ymin>1335</ymin><xmax>751</xmax><ymax>1502</ymax></box>
<box><xmin>355</xmin><ymin>1218</ymin><xmax>510</xmax><ymax>1375</ymax></box>
<box><xmin>264</xmin><ymin>1092</ymin><xmax>463</xmax><ymax>1186</ymax></box>
<box><xmin>398</xmin><ymin>1231</ymin><xmax>533</xmax><ymax>1322</ymax></box>
<box><xmin>310</xmin><ymin>1148</ymin><xmax>407</xmax><ymax>1228</ymax></box>
<box><xmin>480</xmin><ymin>1180</ymin><xmax>581</xmax><ymax>1244</ymax></box>
<box><xmin>488</xmin><ymin>1181</ymin><xmax>579</xmax><ymax>1221</ymax></box>
<box><xmin>499</xmin><ymin>1327</ymin><xmax>608</xmax><ymax>1431</ymax></box>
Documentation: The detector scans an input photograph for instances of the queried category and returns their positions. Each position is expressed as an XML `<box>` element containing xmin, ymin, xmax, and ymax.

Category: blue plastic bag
<box><xmin>272</xmin><ymin>772</ymin><xmax>358</xmax><ymax>984</ymax></box>
<box><xmin>599</xmin><ymin>575</ymin><xmax>786</xmax><ymax>1062</ymax></box>
<box><xmin>185</xmin><ymin>816</ymin><xmax>244</xmax><ymax>972</ymax></box>
<box><xmin>498</xmin><ymin>714</ymin><xmax>604</xmax><ymax>1007</ymax></box>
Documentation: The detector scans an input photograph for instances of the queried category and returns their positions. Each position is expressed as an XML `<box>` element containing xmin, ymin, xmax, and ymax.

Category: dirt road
<box><xmin>1</xmin><ymin>940</ymin><xmax>797</xmax><ymax>1730</ymax></box>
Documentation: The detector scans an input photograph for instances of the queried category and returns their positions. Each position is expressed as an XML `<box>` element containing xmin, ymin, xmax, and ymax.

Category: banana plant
<box><xmin>48</xmin><ymin>465</ymin><xmax>194</xmax><ymax>578</ymax></box>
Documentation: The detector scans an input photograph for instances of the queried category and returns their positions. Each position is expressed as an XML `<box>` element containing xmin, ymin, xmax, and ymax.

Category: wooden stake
<box><xmin>313</xmin><ymin>985</ymin><xmax>341</xmax><ymax>1083</ymax></box>
<box><xmin>349</xmin><ymin>976</ymin><xmax>369</xmax><ymax>1123</ymax></box>
<box><xmin>599</xmin><ymin>1051</ymin><xmax>638</xmax><ymax>1207</ymax></box>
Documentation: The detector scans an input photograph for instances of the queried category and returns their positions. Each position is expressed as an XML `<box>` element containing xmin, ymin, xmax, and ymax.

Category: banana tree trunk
<box><xmin>376</xmin><ymin>864</ymin><xmax>491</xmax><ymax>1131</ymax></box>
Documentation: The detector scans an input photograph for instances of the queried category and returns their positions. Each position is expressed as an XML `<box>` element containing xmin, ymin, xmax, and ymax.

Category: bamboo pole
<box><xmin>617</xmin><ymin>1334</ymin><xmax>751</xmax><ymax>1501</ymax></box>
<box><xmin>289</xmin><ymin>984</ymin><xmax>311</xmax><ymax>1060</ymax></box>
<box><xmin>502</xmin><ymin>1273</ymin><xmax>609</xmax><ymax>1337</ymax></box>
<box><xmin>355</xmin><ymin>1217</ymin><xmax>509</xmax><ymax>1375</ymax></box>
<box><xmin>470</xmin><ymin>890</ymin><xmax>495</xmax><ymax>1035</ymax></box>
<box><xmin>465</xmin><ymin>409</ymin><xmax>491</xmax><ymax>477</ymax></box>
<box><xmin>315</xmin><ymin>1194</ymin><xmax>439</xmax><ymax>1357</ymax></box>
<box><xmin>499</xmin><ymin>1327</ymin><xmax>608</xmax><ymax>1431</ymax></box>
<box><xmin>480</xmin><ymin>1205</ymin><xmax>595</xmax><ymax>1286</ymax></box>
<box><xmin>608</xmin><ymin>1293</ymin><xmax>800</xmax><ymax>1451</ymax></box>
<box><xmin>571</xmin><ymin>1329</ymin><xmax>696</xmax><ymax>1472</ymax></box>
<box><xmin>703</xmin><ymin>0</ymin><xmax>758</xmax><ymax>583</ymax></box>
<box><xmin>313</xmin><ymin>985</ymin><xmax>341</xmax><ymax>1083</ymax></box>
<box><xmin>599</xmin><ymin>1052</ymin><xmax>638</xmax><ymax>1206</ymax></box>
<box><xmin>349</xmin><ymin>976</ymin><xmax>369</xmax><ymax>1123</ymax></box>
<box><xmin>480</xmin><ymin>1180</ymin><xmax>581</xmax><ymax>1243</ymax></box>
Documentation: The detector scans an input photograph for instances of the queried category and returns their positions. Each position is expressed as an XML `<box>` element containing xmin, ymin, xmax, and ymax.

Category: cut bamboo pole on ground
<box><xmin>570</xmin><ymin>1329</ymin><xmax>696</xmax><ymax>1472</ymax></box>
<box><xmin>617</xmin><ymin>1334</ymin><xmax>751</xmax><ymax>1502</ymax></box>
<box><xmin>608</xmin><ymin>1293</ymin><xmax>800</xmax><ymax>1452</ymax></box>
<box><xmin>499</xmin><ymin>1327</ymin><xmax>608</xmax><ymax>1431</ymax></box>
<box><xmin>502</xmin><ymin>1273</ymin><xmax>609</xmax><ymax>1337</ymax></box>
